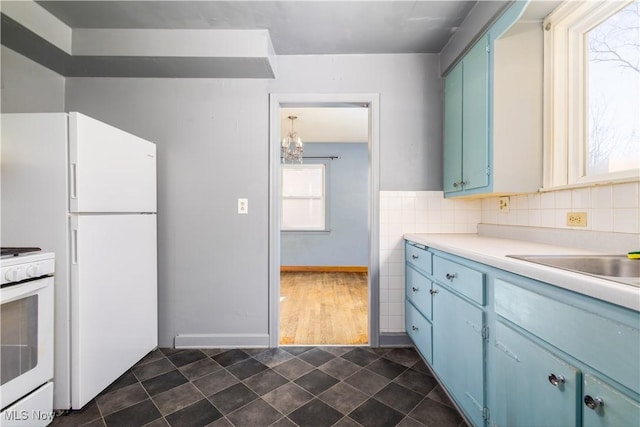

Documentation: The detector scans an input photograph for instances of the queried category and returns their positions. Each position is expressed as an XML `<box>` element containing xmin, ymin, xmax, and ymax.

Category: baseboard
<box><xmin>174</xmin><ymin>333</ymin><xmax>269</xmax><ymax>349</ymax></box>
<box><xmin>378</xmin><ymin>333</ymin><xmax>413</xmax><ymax>347</ymax></box>
<box><xmin>280</xmin><ymin>266</ymin><xmax>368</xmax><ymax>273</ymax></box>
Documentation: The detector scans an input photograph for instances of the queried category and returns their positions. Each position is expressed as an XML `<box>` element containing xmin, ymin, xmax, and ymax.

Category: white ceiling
<box><xmin>34</xmin><ymin>1</ymin><xmax>478</xmax><ymax>55</ymax></box>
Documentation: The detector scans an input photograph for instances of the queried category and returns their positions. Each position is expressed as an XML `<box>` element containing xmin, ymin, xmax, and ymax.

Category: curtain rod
<box><xmin>280</xmin><ymin>156</ymin><xmax>340</xmax><ymax>160</ymax></box>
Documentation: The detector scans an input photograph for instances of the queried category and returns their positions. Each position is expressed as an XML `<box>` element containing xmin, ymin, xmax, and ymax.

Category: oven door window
<box><xmin>1</xmin><ymin>295</ymin><xmax>38</xmax><ymax>385</ymax></box>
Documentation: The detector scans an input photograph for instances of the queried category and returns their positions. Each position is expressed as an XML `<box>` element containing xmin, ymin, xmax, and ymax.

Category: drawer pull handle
<box><xmin>548</xmin><ymin>374</ymin><xmax>565</xmax><ymax>387</ymax></box>
<box><xmin>412</xmin><ymin>286</ymin><xmax>419</xmax><ymax>292</ymax></box>
<box><xmin>584</xmin><ymin>395</ymin><xmax>604</xmax><ymax>410</ymax></box>
<box><xmin>411</xmin><ymin>325</ymin><xmax>419</xmax><ymax>331</ymax></box>
<box><xmin>411</xmin><ymin>254</ymin><xmax>419</xmax><ymax>260</ymax></box>
<box><xmin>429</xmin><ymin>289</ymin><xmax>438</xmax><ymax>295</ymax></box>
<box><xmin>445</xmin><ymin>273</ymin><xmax>457</xmax><ymax>281</ymax></box>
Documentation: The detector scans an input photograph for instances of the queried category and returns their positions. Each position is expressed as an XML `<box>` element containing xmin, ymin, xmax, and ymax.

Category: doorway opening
<box><xmin>268</xmin><ymin>94</ymin><xmax>380</xmax><ymax>348</ymax></box>
<box><xmin>279</xmin><ymin>270</ymin><xmax>368</xmax><ymax>345</ymax></box>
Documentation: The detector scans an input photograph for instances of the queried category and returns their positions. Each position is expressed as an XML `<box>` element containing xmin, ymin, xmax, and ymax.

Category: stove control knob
<box><xmin>26</xmin><ymin>264</ymin><xmax>40</xmax><ymax>278</ymax></box>
<box><xmin>5</xmin><ymin>268</ymin><xmax>19</xmax><ymax>282</ymax></box>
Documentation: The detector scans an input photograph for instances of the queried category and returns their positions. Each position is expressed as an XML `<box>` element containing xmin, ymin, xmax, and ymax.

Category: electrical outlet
<box><xmin>238</xmin><ymin>198</ymin><xmax>248</xmax><ymax>214</ymax></box>
<box><xmin>498</xmin><ymin>196</ymin><xmax>510</xmax><ymax>213</ymax></box>
<box><xmin>567</xmin><ymin>212</ymin><xmax>587</xmax><ymax>227</ymax></box>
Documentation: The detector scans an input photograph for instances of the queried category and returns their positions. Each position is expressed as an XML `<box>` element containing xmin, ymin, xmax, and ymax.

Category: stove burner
<box><xmin>0</xmin><ymin>247</ymin><xmax>42</xmax><ymax>257</ymax></box>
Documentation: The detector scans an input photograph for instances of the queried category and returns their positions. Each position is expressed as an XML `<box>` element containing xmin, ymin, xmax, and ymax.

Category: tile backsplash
<box><xmin>379</xmin><ymin>191</ymin><xmax>481</xmax><ymax>333</ymax></box>
<box><xmin>481</xmin><ymin>182</ymin><xmax>640</xmax><ymax>233</ymax></box>
<box><xmin>378</xmin><ymin>181</ymin><xmax>640</xmax><ymax>333</ymax></box>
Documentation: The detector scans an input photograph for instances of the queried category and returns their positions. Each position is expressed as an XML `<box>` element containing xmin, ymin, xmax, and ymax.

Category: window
<box><xmin>281</xmin><ymin>164</ymin><xmax>326</xmax><ymax>231</ymax></box>
<box><xmin>544</xmin><ymin>0</ymin><xmax>639</xmax><ymax>188</ymax></box>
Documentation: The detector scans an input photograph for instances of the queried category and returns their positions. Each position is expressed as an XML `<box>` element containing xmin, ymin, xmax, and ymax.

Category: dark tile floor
<box><xmin>51</xmin><ymin>346</ymin><xmax>468</xmax><ymax>427</ymax></box>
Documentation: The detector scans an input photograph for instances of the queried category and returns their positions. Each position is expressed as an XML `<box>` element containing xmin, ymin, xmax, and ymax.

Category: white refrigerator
<box><xmin>1</xmin><ymin>112</ymin><xmax>158</xmax><ymax>410</ymax></box>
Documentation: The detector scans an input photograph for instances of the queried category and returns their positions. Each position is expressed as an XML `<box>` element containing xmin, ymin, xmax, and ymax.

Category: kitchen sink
<box><xmin>506</xmin><ymin>254</ymin><xmax>640</xmax><ymax>287</ymax></box>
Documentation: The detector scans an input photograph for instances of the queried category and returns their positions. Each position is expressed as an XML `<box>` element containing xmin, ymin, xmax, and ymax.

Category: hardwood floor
<box><xmin>279</xmin><ymin>271</ymin><xmax>368</xmax><ymax>345</ymax></box>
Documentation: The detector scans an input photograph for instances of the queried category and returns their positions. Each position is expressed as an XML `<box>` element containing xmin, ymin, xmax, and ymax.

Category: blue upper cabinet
<box><xmin>443</xmin><ymin>0</ymin><xmax>543</xmax><ymax>198</ymax></box>
<box><xmin>461</xmin><ymin>35</ymin><xmax>490</xmax><ymax>193</ymax></box>
<box><xmin>443</xmin><ymin>35</ymin><xmax>489</xmax><ymax>195</ymax></box>
<box><xmin>443</xmin><ymin>60</ymin><xmax>463</xmax><ymax>194</ymax></box>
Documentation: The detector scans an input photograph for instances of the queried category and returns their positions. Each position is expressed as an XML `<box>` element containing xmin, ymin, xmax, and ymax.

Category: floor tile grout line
<box><xmin>133</xmin><ymin>349</ymin><xmax>174</xmax><ymax>427</ymax></box>
<box><xmin>234</xmin><ymin>348</ymin><xmax>422</xmax><ymax>427</ymax></box>
<box><xmin>63</xmin><ymin>347</ymin><xmax>461</xmax><ymax>427</ymax></box>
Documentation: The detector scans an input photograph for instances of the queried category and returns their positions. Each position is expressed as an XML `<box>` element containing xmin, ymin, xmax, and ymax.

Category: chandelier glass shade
<box><xmin>281</xmin><ymin>115</ymin><xmax>303</xmax><ymax>163</ymax></box>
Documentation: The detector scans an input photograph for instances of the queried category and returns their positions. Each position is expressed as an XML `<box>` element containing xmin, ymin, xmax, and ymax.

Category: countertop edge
<box><xmin>404</xmin><ymin>233</ymin><xmax>640</xmax><ymax>312</ymax></box>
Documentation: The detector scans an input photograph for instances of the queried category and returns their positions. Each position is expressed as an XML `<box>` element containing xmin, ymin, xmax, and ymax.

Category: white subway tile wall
<box><xmin>480</xmin><ymin>182</ymin><xmax>640</xmax><ymax>233</ymax></box>
<box><xmin>379</xmin><ymin>182</ymin><xmax>640</xmax><ymax>334</ymax></box>
<box><xmin>379</xmin><ymin>191</ymin><xmax>481</xmax><ymax>332</ymax></box>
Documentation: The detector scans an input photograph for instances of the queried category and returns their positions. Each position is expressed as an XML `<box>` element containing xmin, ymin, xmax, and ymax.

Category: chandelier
<box><xmin>281</xmin><ymin>115</ymin><xmax>303</xmax><ymax>163</ymax></box>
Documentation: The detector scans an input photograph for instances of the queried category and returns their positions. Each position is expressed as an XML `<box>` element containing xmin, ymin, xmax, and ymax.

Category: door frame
<box><xmin>268</xmin><ymin>93</ymin><xmax>380</xmax><ymax>347</ymax></box>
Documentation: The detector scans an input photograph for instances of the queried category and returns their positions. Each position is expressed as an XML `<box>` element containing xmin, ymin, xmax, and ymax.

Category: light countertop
<box><xmin>404</xmin><ymin>233</ymin><xmax>640</xmax><ymax>312</ymax></box>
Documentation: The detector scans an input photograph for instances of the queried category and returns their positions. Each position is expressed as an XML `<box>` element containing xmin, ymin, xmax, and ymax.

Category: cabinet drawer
<box><xmin>433</xmin><ymin>255</ymin><xmax>485</xmax><ymax>305</ymax></box>
<box><xmin>495</xmin><ymin>279</ymin><xmax>640</xmax><ymax>393</ymax></box>
<box><xmin>406</xmin><ymin>301</ymin><xmax>432</xmax><ymax>364</ymax></box>
<box><xmin>405</xmin><ymin>265</ymin><xmax>432</xmax><ymax>319</ymax></box>
<box><xmin>405</xmin><ymin>241</ymin><xmax>431</xmax><ymax>274</ymax></box>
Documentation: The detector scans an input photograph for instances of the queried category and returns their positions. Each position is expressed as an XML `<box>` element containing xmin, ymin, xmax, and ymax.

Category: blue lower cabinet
<box><xmin>405</xmin><ymin>265</ymin><xmax>432</xmax><ymax>319</ymax></box>
<box><xmin>404</xmin><ymin>239</ymin><xmax>640</xmax><ymax>427</ymax></box>
<box><xmin>582</xmin><ymin>374</ymin><xmax>640</xmax><ymax>427</ymax></box>
<box><xmin>406</xmin><ymin>241</ymin><xmax>432</xmax><ymax>275</ymax></box>
<box><xmin>405</xmin><ymin>300</ymin><xmax>433</xmax><ymax>364</ymax></box>
<box><xmin>492</xmin><ymin>321</ymin><xmax>579</xmax><ymax>427</ymax></box>
<box><xmin>432</xmin><ymin>284</ymin><xmax>485</xmax><ymax>427</ymax></box>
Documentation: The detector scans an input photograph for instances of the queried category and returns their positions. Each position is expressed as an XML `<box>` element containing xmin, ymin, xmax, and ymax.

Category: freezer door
<box><xmin>69</xmin><ymin>112</ymin><xmax>156</xmax><ymax>213</ymax></box>
<box><xmin>70</xmin><ymin>214</ymin><xmax>157</xmax><ymax>409</ymax></box>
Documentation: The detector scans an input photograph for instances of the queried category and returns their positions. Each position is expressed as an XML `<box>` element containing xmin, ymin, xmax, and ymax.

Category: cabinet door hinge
<box><xmin>486</xmin><ymin>45</ymin><xmax>490</xmax><ymax>53</ymax></box>
<box><xmin>483</xmin><ymin>407</ymin><xmax>490</xmax><ymax>421</ymax></box>
<box><xmin>482</xmin><ymin>326</ymin><xmax>489</xmax><ymax>341</ymax></box>
<box><xmin>486</xmin><ymin>166</ymin><xmax>491</xmax><ymax>176</ymax></box>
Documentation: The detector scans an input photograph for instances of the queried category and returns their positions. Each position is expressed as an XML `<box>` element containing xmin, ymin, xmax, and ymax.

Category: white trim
<box><xmin>174</xmin><ymin>334</ymin><xmax>269</xmax><ymax>349</ymax></box>
<box><xmin>268</xmin><ymin>93</ymin><xmax>380</xmax><ymax>348</ymax></box>
<box><xmin>543</xmin><ymin>0</ymin><xmax>635</xmax><ymax>189</ymax></box>
<box><xmin>537</xmin><ymin>174</ymin><xmax>639</xmax><ymax>192</ymax></box>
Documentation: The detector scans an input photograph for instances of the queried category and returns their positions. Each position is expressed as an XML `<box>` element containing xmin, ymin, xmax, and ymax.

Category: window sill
<box><xmin>540</xmin><ymin>174</ymin><xmax>640</xmax><ymax>193</ymax></box>
<box><xmin>281</xmin><ymin>230</ymin><xmax>332</xmax><ymax>234</ymax></box>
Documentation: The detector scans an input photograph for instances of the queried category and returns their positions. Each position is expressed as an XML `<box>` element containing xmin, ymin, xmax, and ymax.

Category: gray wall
<box><xmin>66</xmin><ymin>78</ymin><xmax>271</xmax><ymax>346</ymax></box>
<box><xmin>1</xmin><ymin>47</ymin><xmax>65</xmax><ymax>112</ymax></box>
<box><xmin>0</xmin><ymin>52</ymin><xmax>443</xmax><ymax>347</ymax></box>
<box><xmin>272</xmin><ymin>55</ymin><xmax>443</xmax><ymax>191</ymax></box>
<box><xmin>281</xmin><ymin>143</ymin><xmax>368</xmax><ymax>267</ymax></box>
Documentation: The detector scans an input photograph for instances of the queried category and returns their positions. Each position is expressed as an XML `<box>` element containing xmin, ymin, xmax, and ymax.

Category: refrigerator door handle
<box><xmin>71</xmin><ymin>163</ymin><xmax>78</xmax><ymax>200</ymax></box>
<box><xmin>71</xmin><ymin>228</ymin><xmax>78</xmax><ymax>265</ymax></box>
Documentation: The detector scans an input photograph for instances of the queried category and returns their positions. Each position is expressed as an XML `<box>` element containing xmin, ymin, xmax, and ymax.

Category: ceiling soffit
<box><xmin>1</xmin><ymin>1</ymin><xmax>277</xmax><ymax>78</ymax></box>
<box><xmin>1</xmin><ymin>0</ymin><xmax>477</xmax><ymax>78</ymax></box>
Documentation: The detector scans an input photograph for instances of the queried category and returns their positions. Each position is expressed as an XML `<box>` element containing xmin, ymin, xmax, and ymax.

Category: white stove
<box><xmin>1</xmin><ymin>249</ymin><xmax>55</xmax><ymax>426</ymax></box>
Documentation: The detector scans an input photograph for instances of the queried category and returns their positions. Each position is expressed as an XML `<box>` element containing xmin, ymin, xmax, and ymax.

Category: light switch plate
<box><xmin>499</xmin><ymin>196</ymin><xmax>510</xmax><ymax>213</ymax></box>
<box><xmin>238</xmin><ymin>198</ymin><xmax>248</xmax><ymax>214</ymax></box>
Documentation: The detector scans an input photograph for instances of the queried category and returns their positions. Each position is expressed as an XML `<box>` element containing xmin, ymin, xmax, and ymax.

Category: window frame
<box><xmin>543</xmin><ymin>0</ymin><xmax>639</xmax><ymax>190</ymax></box>
<box><xmin>280</xmin><ymin>163</ymin><xmax>329</xmax><ymax>232</ymax></box>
